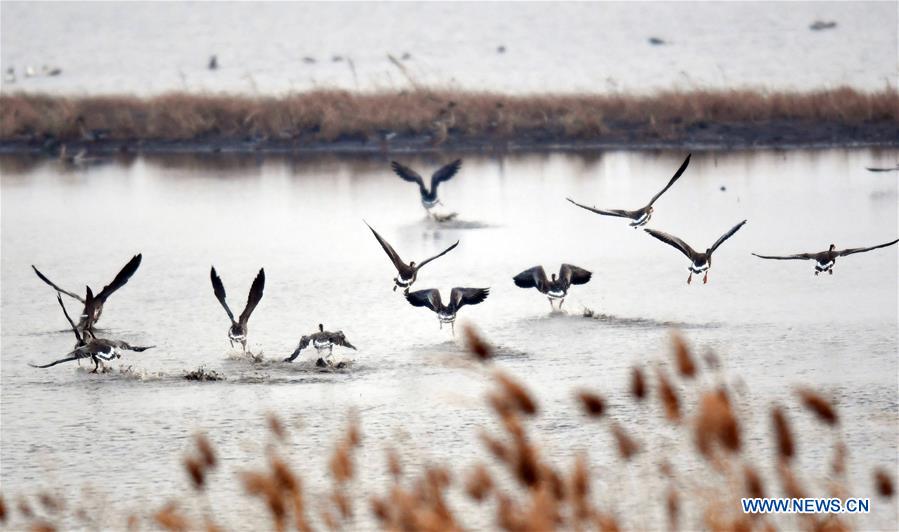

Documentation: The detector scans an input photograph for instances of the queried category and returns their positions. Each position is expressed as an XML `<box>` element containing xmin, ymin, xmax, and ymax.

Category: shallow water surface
<box><xmin>1</xmin><ymin>149</ymin><xmax>897</xmax><ymax>529</ymax></box>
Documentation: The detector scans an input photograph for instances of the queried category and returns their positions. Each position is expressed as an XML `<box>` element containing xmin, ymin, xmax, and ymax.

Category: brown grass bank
<box><xmin>1</xmin><ymin>87</ymin><xmax>898</xmax><ymax>154</ymax></box>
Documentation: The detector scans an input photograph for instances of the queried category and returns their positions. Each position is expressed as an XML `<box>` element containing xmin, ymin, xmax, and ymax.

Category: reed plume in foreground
<box><xmin>3</xmin><ymin>328</ymin><xmax>894</xmax><ymax>531</ymax></box>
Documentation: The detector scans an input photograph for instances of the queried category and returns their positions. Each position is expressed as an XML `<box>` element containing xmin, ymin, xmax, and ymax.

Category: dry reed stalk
<box><xmin>743</xmin><ymin>465</ymin><xmax>765</xmax><ymax>499</ymax></box>
<box><xmin>631</xmin><ymin>367</ymin><xmax>647</xmax><ymax>401</ymax></box>
<box><xmin>153</xmin><ymin>502</ymin><xmax>190</xmax><ymax>532</ymax></box>
<box><xmin>37</xmin><ymin>493</ymin><xmax>62</xmax><ymax>514</ymax></box>
<box><xmin>831</xmin><ymin>441</ymin><xmax>847</xmax><ymax>476</ymax></box>
<box><xmin>463</xmin><ymin>323</ymin><xmax>493</xmax><ymax>361</ymax></box>
<box><xmin>694</xmin><ymin>390</ymin><xmax>741</xmax><ymax>458</ymax></box>
<box><xmin>29</xmin><ymin>523</ymin><xmax>56</xmax><ymax>532</ymax></box>
<box><xmin>267</xmin><ymin>413</ymin><xmax>287</xmax><ymax>441</ymax></box>
<box><xmin>17</xmin><ymin>498</ymin><xmax>33</xmax><ymax>519</ymax></box>
<box><xmin>576</xmin><ymin>391</ymin><xmax>606</xmax><ymax>417</ymax></box>
<box><xmin>195</xmin><ymin>433</ymin><xmax>217</xmax><ymax>469</ymax></box>
<box><xmin>495</xmin><ymin>372</ymin><xmax>538</xmax><ymax>416</ymax></box>
<box><xmin>611</xmin><ymin>423</ymin><xmax>640</xmax><ymax>461</ymax></box>
<box><xmin>671</xmin><ymin>331</ymin><xmax>697</xmax><ymax>378</ymax></box>
<box><xmin>386</xmin><ymin>447</ymin><xmax>403</xmax><ymax>482</ymax></box>
<box><xmin>657</xmin><ymin>369</ymin><xmax>681</xmax><ymax>423</ymax></box>
<box><xmin>465</xmin><ymin>464</ymin><xmax>494</xmax><ymax>502</ymax></box>
<box><xmin>796</xmin><ymin>388</ymin><xmax>839</xmax><ymax>425</ymax></box>
<box><xmin>874</xmin><ymin>468</ymin><xmax>894</xmax><ymax>498</ymax></box>
<box><xmin>329</xmin><ymin>441</ymin><xmax>354</xmax><ymax>484</ymax></box>
<box><xmin>666</xmin><ymin>487</ymin><xmax>680</xmax><ymax>530</ymax></box>
<box><xmin>771</xmin><ymin>406</ymin><xmax>795</xmax><ymax>462</ymax></box>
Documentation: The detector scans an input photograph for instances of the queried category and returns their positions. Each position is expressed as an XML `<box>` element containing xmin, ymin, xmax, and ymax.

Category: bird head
<box><xmin>829</xmin><ymin>244</ymin><xmax>836</xmax><ymax>251</ymax></box>
<box><xmin>551</xmin><ymin>273</ymin><xmax>557</xmax><ymax>282</ymax></box>
<box><xmin>409</xmin><ymin>261</ymin><xmax>416</xmax><ymax>268</ymax></box>
<box><xmin>318</xmin><ymin>323</ymin><xmax>324</xmax><ymax>332</ymax></box>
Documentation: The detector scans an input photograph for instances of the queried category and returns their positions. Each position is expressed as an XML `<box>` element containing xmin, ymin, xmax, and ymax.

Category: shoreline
<box><xmin>1</xmin><ymin>88</ymin><xmax>897</xmax><ymax>155</ymax></box>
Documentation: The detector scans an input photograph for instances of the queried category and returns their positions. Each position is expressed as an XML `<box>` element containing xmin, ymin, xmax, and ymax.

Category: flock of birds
<box><xmin>28</xmin><ymin>155</ymin><xmax>899</xmax><ymax>372</ymax></box>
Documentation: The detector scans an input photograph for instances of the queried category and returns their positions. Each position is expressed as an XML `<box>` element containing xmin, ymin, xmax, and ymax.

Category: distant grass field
<box><xmin>1</xmin><ymin>87</ymin><xmax>897</xmax><ymax>151</ymax></box>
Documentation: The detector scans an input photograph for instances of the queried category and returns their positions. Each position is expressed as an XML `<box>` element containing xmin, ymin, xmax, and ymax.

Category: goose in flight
<box><xmin>32</xmin><ymin>253</ymin><xmax>142</xmax><ymax>334</ymax></box>
<box><xmin>283</xmin><ymin>324</ymin><xmax>356</xmax><ymax>366</ymax></box>
<box><xmin>644</xmin><ymin>220</ymin><xmax>747</xmax><ymax>284</ymax></box>
<box><xmin>567</xmin><ymin>153</ymin><xmax>691</xmax><ymax>228</ymax></box>
<box><xmin>513</xmin><ymin>264</ymin><xmax>592</xmax><ymax>310</ymax></box>
<box><xmin>390</xmin><ymin>159</ymin><xmax>462</xmax><ymax>214</ymax></box>
<box><xmin>405</xmin><ymin>287</ymin><xmax>489</xmax><ymax>333</ymax></box>
<box><xmin>30</xmin><ymin>295</ymin><xmax>154</xmax><ymax>373</ymax></box>
<box><xmin>365</xmin><ymin>221</ymin><xmax>459</xmax><ymax>292</ymax></box>
<box><xmin>752</xmin><ymin>238</ymin><xmax>899</xmax><ymax>275</ymax></box>
<box><xmin>210</xmin><ymin>267</ymin><xmax>265</xmax><ymax>353</ymax></box>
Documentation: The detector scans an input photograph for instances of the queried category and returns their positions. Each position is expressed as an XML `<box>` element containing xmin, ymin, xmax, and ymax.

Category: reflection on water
<box><xmin>1</xmin><ymin>148</ymin><xmax>897</xmax><ymax>529</ymax></box>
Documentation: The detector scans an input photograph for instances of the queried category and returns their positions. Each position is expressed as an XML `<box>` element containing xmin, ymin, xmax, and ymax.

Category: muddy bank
<box><xmin>1</xmin><ymin>88</ymin><xmax>897</xmax><ymax>154</ymax></box>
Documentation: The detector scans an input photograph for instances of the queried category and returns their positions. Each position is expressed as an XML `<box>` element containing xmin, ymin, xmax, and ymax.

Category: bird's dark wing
<box><xmin>513</xmin><ymin>266</ymin><xmax>548</xmax><ymax>290</ymax></box>
<box><xmin>108</xmin><ymin>340</ymin><xmax>155</xmax><ymax>352</ymax></box>
<box><xmin>644</xmin><ymin>228</ymin><xmax>698</xmax><ymax>259</ymax></box>
<box><xmin>838</xmin><ymin>238</ymin><xmax>899</xmax><ymax>257</ymax></box>
<box><xmin>210</xmin><ymin>267</ymin><xmax>235</xmax><ymax>322</ymax></box>
<box><xmin>332</xmin><ymin>332</ymin><xmax>357</xmax><ymax>350</ymax></box>
<box><xmin>95</xmin><ymin>254</ymin><xmax>142</xmax><ymax>303</ymax></box>
<box><xmin>284</xmin><ymin>336</ymin><xmax>311</xmax><ymax>362</ymax></box>
<box><xmin>647</xmin><ymin>153</ymin><xmax>691</xmax><ymax>206</ymax></box>
<box><xmin>29</xmin><ymin>351</ymin><xmax>85</xmax><ymax>368</ymax></box>
<box><xmin>365</xmin><ymin>221</ymin><xmax>410</xmax><ymax>275</ymax></box>
<box><xmin>415</xmin><ymin>240</ymin><xmax>460</xmax><ymax>270</ymax></box>
<box><xmin>566</xmin><ymin>198</ymin><xmax>633</xmax><ymax>218</ymax></box>
<box><xmin>865</xmin><ymin>165</ymin><xmax>899</xmax><ymax>172</ymax></box>
<box><xmin>450</xmin><ymin>287</ymin><xmax>490</xmax><ymax>309</ymax></box>
<box><xmin>429</xmin><ymin>159</ymin><xmax>462</xmax><ymax>192</ymax></box>
<box><xmin>559</xmin><ymin>264</ymin><xmax>592</xmax><ymax>287</ymax></box>
<box><xmin>405</xmin><ymin>289</ymin><xmax>442</xmax><ymax>312</ymax></box>
<box><xmin>32</xmin><ymin>265</ymin><xmax>85</xmax><ymax>302</ymax></box>
<box><xmin>238</xmin><ymin>268</ymin><xmax>265</xmax><ymax>327</ymax></box>
<box><xmin>56</xmin><ymin>294</ymin><xmax>83</xmax><ymax>344</ymax></box>
<box><xmin>751</xmin><ymin>252</ymin><xmax>815</xmax><ymax>261</ymax></box>
<box><xmin>710</xmin><ymin>220</ymin><xmax>748</xmax><ymax>253</ymax></box>
<box><xmin>391</xmin><ymin>161</ymin><xmax>427</xmax><ymax>193</ymax></box>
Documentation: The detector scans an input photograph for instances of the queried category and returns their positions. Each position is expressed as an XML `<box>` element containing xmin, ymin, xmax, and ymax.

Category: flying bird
<box><xmin>567</xmin><ymin>153</ymin><xmax>691</xmax><ymax>228</ymax></box>
<box><xmin>644</xmin><ymin>220</ymin><xmax>747</xmax><ymax>284</ymax></box>
<box><xmin>365</xmin><ymin>221</ymin><xmax>459</xmax><ymax>292</ymax></box>
<box><xmin>513</xmin><ymin>264</ymin><xmax>592</xmax><ymax>310</ymax></box>
<box><xmin>283</xmin><ymin>324</ymin><xmax>357</xmax><ymax>367</ymax></box>
<box><xmin>752</xmin><ymin>238</ymin><xmax>899</xmax><ymax>276</ymax></box>
<box><xmin>390</xmin><ymin>159</ymin><xmax>462</xmax><ymax>215</ymax></box>
<box><xmin>32</xmin><ymin>253</ymin><xmax>142</xmax><ymax>334</ymax></box>
<box><xmin>210</xmin><ymin>267</ymin><xmax>265</xmax><ymax>353</ymax></box>
<box><xmin>405</xmin><ymin>287</ymin><xmax>489</xmax><ymax>333</ymax></box>
<box><xmin>29</xmin><ymin>295</ymin><xmax>153</xmax><ymax>373</ymax></box>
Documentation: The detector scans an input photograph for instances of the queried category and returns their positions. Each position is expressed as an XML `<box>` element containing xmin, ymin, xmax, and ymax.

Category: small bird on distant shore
<box><xmin>568</xmin><ymin>154</ymin><xmax>691</xmax><ymax>228</ymax></box>
<box><xmin>644</xmin><ymin>220</ymin><xmax>747</xmax><ymax>284</ymax></box>
<box><xmin>32</xmin><ymin>253</ymin><xmax>142</xmax><ymax>335</ymax></box>
<box><xmin>283</xmin><ymin>324</ymin><xmax>356</xmax><ymax>367</ymax></box>
<box><xmin>210</xmin><ymin>267</ymin><xmax>265</xmax><ymax>354</ymax></box>
<box><xmin>752</xmin><ymin>238</ymin><xmax>899</xmax><ymax>276</ymax></box>
<box><xmin>365</xmin><ymin>221</ymin><xmax>459</xmax><ymax>292</ymax></box>
<box><xmin>513</xmin><ymin>264</ymin><xmax>592</xmax><ymax>310</ymax></box>
<box><xmin>208</xmin><ymin>55</ymin><xmax>218</xmax><ymax>70</ymax></box>
<box><xmin>405</xmin><ymin>287</ymin><xmax>489</xmax><ymax>334</ymax></box>
<box><xmin>390</xmin><ymin>159</ymin><xmax>462</xmax><ymax>216</ymax></box>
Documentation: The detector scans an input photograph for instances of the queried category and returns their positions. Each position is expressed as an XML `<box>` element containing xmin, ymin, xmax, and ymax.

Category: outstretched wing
<box><xmin>566</xmin><ymin>198</ymin><xmax>632</xmax><ymax>218</ymax></box>
<box><xmin>513</xmin><ymin>266</ymin><xmax>549</xmax><ymax>291</ymax></box>
<box><xmin>429</xmin><ymin>159</ymin><xmax>462</xmax><ymax>193</ymax></box>
<box><xmin>559</xmin><ymin>264</ymin><xmax>592</xmax><ymax>287</ymax></box>
<box><xmin>210</xmin><ymin>266</ymin><xmax>235</xmax><ymax>322</ymax></box>
<box><xmin>644</xmin><ymin>228</ymin><xmax>698</xmax><ymax>259</ymax></box>
<box><xmin>29</xmin><ymin>351</ymin><xmax>85</xmax><ymax>369</ymax></box>
<box><xmin>415</xmin><ymin>240</ymin><xmax>460</xmax><ymax>270</ymax></box>
<box><xmin>647</xmin><ymin>153</ymin><xmax>691</xmax><ymax>206</ymax></box>
<box><xmin>751</xmin><ymin>252</ymin><xmax>815</xmax><ymax>261</ymax></box>
<box><xmin>710</xmin><ymin>220</ymin><xmax>748</xmax><ymax>253</ymax></box>
<box><xmin>450</xmin><ymin>287</ymin><xmax>490</xmax><ymax>310</ymax></box>
<box><xmin>405</xmin><ymin>288</ymin><xmax>442</xmax><ymax>312</ymax></box>
<box><xmin>32</xmin><ymin>265</ymin><xmax>85</xmax><ymax>302</ymax></box>
<box><xmin>332</xmin><ymin>332</ymin><xmax>357</xmax><ymax>350</ymax></box>
<box><xmin>56</xmin><ymin>294</ymin><xmax>83</xmax><ymax>345</ymax></box>
<box><xmin>95</xmin><ymin>253</ymin><xmax>142</xmax><ymax>303</ymax></box>
<box><xmin>108</xmin><ymin>340</ymin><xmax>155</xmax><ymax>352</ymax></box>
<box><xmin>838</xmin><ymin>238</ymin><xmax>899</xmax><ymax>257</ymax></box>
<box><xmin>365</xmin><ymin>221</ymin><xmax>409</xmax><ymax>275</ymax></box>
<box><xmin>391</xmin><ymin>161</ymin><xmax>427</xmax><ymax>194</ymax></box>
<box><xmin>238</xmin><ymin>268</ymin><xmax>265</xmax><ymax>327</ymax></box>
<box><xmin>284</xmin><ymin>336</ymin><xmax>312</xmax><ymax>362</ymax></box>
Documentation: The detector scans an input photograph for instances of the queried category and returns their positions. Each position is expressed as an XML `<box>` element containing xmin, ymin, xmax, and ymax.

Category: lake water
<box><xmin>1</xmin><ymin>1</ymin><xmax>896</xmax><ymax>95</ymax></box>
<box><xmin>1</xmin><ymin>148</ymin><xmax>897</xmax><ymax>529</ymax></box>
